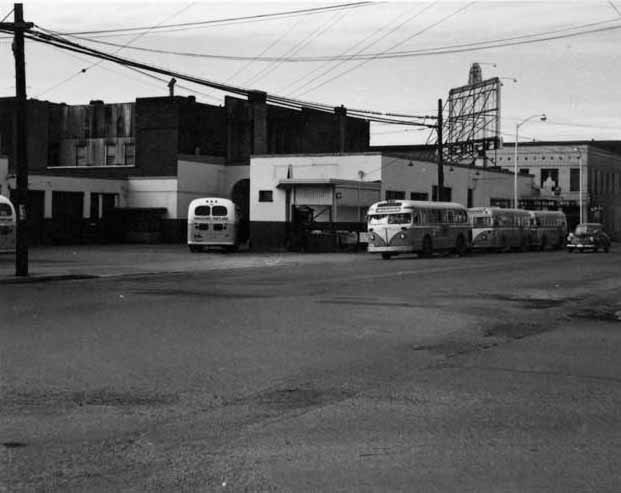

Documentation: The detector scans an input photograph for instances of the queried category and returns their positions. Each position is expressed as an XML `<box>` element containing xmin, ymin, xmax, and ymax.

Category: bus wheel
<box><xmin>421</xmin><ymin>236</ymin><xmax>433</xmax><ymax>258</ymax></box>
<box><xmin>189</xmin><ymin>245</ymin><xmax>201</xmax><ymax>253</ymax></box>
<box><xmin>381</xmin><ymin>253</ymin><xmax>392</xmax><ymax>260</ymax></box>
<box><xmin>455</xmin><ymin>235</ymin><xmax>466</xmax><ymax>256</ymax></box>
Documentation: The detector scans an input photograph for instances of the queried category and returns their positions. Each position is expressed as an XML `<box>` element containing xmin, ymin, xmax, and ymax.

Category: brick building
<box><xmin>0</xmin><ymin>91</ymin><xmax>369</xmax><ymax>243</ymax></box>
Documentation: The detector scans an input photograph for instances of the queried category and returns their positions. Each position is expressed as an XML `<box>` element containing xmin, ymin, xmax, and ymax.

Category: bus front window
<box><xmin>472</xmin><ymin>216</ymin><xmax>491</xmax><ymax>227</ymax></box>
<box><xmin>368</xmin><ymin>214</ymin><xmax>388</xmax><ymax>225</ymax></box>
<box><xmin>388</xmin><ymin>213</ymin><xmax>412</xmax><ymax>225</ymax></box>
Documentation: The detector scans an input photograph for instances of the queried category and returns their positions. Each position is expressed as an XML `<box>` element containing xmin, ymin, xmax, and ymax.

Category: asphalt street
<box><xmin>1</xmin><ymin>246</ymin><xmax>621</xmax><ymax>491</ymax></box>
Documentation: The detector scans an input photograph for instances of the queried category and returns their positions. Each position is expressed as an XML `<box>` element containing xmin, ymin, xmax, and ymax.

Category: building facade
<box><xmin>0</xmin><ymin>92</ymin><xmax>370</xmax><ymax>243</ymax></box>
<box><xmin>250</xmin><ymin>152</ymin><xmax>535</xmax><ymax>250</ymax></box>
<box><xmin>492</xmin><ymin>141</ymin><xmax>621</xmax><ymax>238</ymax></box>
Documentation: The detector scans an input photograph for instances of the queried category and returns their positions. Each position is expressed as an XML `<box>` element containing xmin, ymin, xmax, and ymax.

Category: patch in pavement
<box><xmin>412</xmin><ymin>340</ymin><xmax>498</xmax><ymax>357</ymax></box>
<box><xmin>487</xmin><ymin>294</ymin><xmax>572</xmax><ymax>309</ymax></box>
<box><xmin>317</xmin><ymin>296</ymin><xmax>416</xmax><ymax>308</ymax></box>
<box><xmin>3</xmin><ymin>388</ymin><xmax>178</xmax><ymax>409</ymax></box>
<box><xmin>2</xmin><ymin>441</ymin><xmax>27</xmax><ymax>449</ymax></box>
<box><xmin>131</xmin><ymin>288</ymin><xmax>271</xmax><ymax>299</ymax></box>
<box><xmin>239</xmin><ymin>386</ymin><xmax>355</xmax><ymax>411</ymax></box>
<box><xmin>483</xmin><ymin>321</ymin><xmax>548</xmax><ymax>339</ymax></box>
<box><xmin>569</xmin><ymin>306</ymin><xmax>621</xmax><ymax>322</ymax></box>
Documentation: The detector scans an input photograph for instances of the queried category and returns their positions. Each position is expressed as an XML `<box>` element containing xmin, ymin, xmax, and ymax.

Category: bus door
<box><xmin>0</xmin><ymin>199</ymin><xmax>16</xmax><ymax>253</ymax></box>
<box><xmin>209</xmin><ymin>204</ymin><xmax>233</xmax><ymax>243</ymax></box>
<box><xmin>432</xmin><ymin>209</ymin><xmax>450</xmax><ymax>249</ymax></box>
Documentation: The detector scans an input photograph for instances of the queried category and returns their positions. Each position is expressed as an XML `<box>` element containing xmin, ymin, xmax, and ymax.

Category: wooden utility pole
<box><xmin>0</xmin><ymin>4</ymin><xmax>33</xmax><ymax>275</ymax></box>
<box><xmin>436</xmin><ymin>98</ymin><xmax>444</xmax><ymax>202</ymax></box>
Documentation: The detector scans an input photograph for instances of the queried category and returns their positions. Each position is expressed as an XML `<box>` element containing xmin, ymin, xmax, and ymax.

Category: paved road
<box><xmin>2</xmin><ymin>247</ymin><xmax>621</xmax><ymax>491</ymax></box>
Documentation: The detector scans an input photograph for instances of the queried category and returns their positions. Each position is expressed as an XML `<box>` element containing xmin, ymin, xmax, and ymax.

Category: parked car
<box><xmin>566</xmin><ymin>223</ymin><xmax>611</xmax><ymax>253</ymax></box>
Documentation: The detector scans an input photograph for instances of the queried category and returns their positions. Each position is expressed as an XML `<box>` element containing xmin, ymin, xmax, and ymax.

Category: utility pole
<box><xmin>436</xmin><ymin>98</ymin><xmax>444</xmax><ymax>202</ymax></box>
<box><xmin>0</xmin><ymin>4</ymin><xmax>33</xmax><ymax>275</ymax></box>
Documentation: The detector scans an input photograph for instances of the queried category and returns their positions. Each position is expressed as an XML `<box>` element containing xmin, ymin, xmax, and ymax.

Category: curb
<box><xmin>0</xmin><ymin>274</ymin><xmax>100</xmax><ymax>284</ymax></box>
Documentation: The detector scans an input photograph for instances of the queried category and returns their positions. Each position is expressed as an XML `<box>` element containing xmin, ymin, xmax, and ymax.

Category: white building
<box><xmin>250</xmin><ymin>152</ymin><xmax>535</xmax><ymax>250</ymax></box>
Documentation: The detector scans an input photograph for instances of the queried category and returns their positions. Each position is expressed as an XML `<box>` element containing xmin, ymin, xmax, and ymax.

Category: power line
<box><xmin>35</xmin><ymin>3</ymin><xmax>195</xmax><ymax>98</ymax></box>
<box><xmin>55</xmin><ymin>16</ymin><xmax>621</xmax><ymax>62</ymax></box>
<box><xmin>52</xmin><ymin>2</ymin><xmax>374</xmax><ymax>36</ymax></box>
<box><xmin>242</xmin><ymin>10</ymin><xmax>348</xmax><ymax>89</ymax></box>
<box><xmin>0</xmin><ymin>7</ymin><xmax>14</xmax><ymax>23</ymax></box>
<box><xmin>14</xmin><ymin>28</ymin><xmax>433</xmax><ymax>126</ymax></box>
<box><xmin>283</xmin><ymin>2</ymin><xmax>435</xmax><ymax>97</ymax></box>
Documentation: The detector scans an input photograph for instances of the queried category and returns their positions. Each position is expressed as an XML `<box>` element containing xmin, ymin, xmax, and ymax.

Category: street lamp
<box><xmin>574</xmin><ymin>147</ymin><xmax>583</xmax><ymax>224</ymax></box>
<box><xmin>514</xmin><ymin>113</ymin><xmax>547</xmax><ymax>208</ymax></box>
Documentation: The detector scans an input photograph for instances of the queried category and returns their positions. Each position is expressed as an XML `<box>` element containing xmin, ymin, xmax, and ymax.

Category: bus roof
<box><xmin>468</xmin><ymin>207</ymin><xmax>530</xmax><ymax>216</ymax></box>
<box><xmin>370</xmin><ymin>200</ymin><xmax>467</xmax><ymax>210</ymax></box>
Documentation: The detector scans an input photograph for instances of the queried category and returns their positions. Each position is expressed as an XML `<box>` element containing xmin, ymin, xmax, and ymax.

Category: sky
<box><xmin>1</xmin><ymin>0</ymin><xmax>620</xmax><ymax>147</ymax></box>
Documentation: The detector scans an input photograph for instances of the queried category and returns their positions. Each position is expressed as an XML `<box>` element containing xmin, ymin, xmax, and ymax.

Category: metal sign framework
<box><xmin>446</xmin><ymin>77</ymin><xmax>501</xmax><ymax>166</ymax></box>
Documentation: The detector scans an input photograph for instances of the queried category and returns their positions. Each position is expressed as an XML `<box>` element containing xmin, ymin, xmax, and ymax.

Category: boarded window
<box><xmin>76</xmin><ymin>144</ymin><xmax>87</xmax><ymax>166</ymax></box>
<box><xmin>124</xmin><ymin>143</ymin><xmax>135</xmax><ymax>165</ymax></box>
<box><xmin>385</xmin><ymin>190</ymin><xmax>405</xmax><ymax>200</ymax></box>
<box><xmin>569</xmin><ymin>168</ymin><xmax>580</xmax><ymax>192</ymax></box>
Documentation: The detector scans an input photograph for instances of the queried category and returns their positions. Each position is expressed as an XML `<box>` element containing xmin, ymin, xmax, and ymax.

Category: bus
<box><xmin>367</xmin><ymin>200</ymin><xmax>470</xmax><ymax>259</ymax></box>
<box><xmin>528</xmin><ymin>210</ymin><xmax>567</xmax><ymax>250</ymax></box>
<box><xmin>187</xmin><ymin>197</ymin><xmax>240</xmax><ymax>252</ymax></box>
<box><xmin>0</xmin><ymin>195</ymin><xmax>16</xmax><ymax>254</ymax></box>
<box><xmin>469</xmin><ymin>207</ymin><xmax>531</xmax><ymax>252</ymax></box>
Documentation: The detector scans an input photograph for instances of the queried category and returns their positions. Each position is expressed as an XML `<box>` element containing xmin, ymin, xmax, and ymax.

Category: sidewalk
<box><xmin>0</xmin><ymin>244</ymin><xmax>362</xmax><ymax>283</ymax></box>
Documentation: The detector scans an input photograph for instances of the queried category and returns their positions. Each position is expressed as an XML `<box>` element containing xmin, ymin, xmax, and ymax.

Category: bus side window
<box><xmin>412</xmin><ymin>211</ymin><xmax>420</xmax><ymax>224</ymax></box>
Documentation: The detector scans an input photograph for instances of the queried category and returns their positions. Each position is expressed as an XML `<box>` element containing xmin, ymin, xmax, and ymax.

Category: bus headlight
<box><xmin>369</xmin><ymin>233</ymin><xmax>375</xmax><ymax>241</ymax></box>
<box><xmin>479</xmin><ymin>233</ymin><xmax>487</xmax><ymax>241</ymax></box>
<box><xmin>399</xmin><ymin>233</ymin><xmax>406</xmax><ymax>239</ymax></box>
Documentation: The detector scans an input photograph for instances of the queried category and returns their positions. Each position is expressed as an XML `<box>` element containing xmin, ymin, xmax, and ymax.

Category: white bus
<box><xmin>367</xmin><ymin>200</ymin><xmax>470</xmax><ymax>259</ymax></box>
<box><xmin>528</xmin><ymin>210</ymin><xmax>567</xmax><ymax>250</ymax></box>
<box><xmin>0</xmin><ymin>195</ymin><xmax>16</xmax><ymax>254</ymax></box>
<box><xmin>469</xmin><ymin>207</ymin><xmax>531</xmax><ymax>252</ymax></box>
<box><xmin>187</xmin><ymin>197</ymin><xmax>240</xmax><ymax>252</ymax></box>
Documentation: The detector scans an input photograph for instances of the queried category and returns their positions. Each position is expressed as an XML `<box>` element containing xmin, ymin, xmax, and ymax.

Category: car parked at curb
<box><xmin>566</xmin><ymin>223</ymin><xmax>611</xmax><ymax>253</ymax></box>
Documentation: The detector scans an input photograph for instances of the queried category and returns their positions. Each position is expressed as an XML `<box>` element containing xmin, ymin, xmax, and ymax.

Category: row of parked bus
<box><xmin>366</xmin><ymin>200</ymin><xmax>567</xmax><ymax>260</ymax></box>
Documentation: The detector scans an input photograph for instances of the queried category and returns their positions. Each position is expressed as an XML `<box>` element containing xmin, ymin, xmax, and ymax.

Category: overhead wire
<box><xmin>11</xmin><ymin>27</ymin><xmax>433</xmax><ymax>126</ymax></box>
<box><xmin>35</xmin><ymin>2</ymin><xmax>196</xmax><ymax>99</ymax></box>
<box><xmin>55</xmin><ymin>16</ymin><xmax>621</xmax><ymax>62</ymax></box>
<box><xmin>285</xmin><ymin>2</ymin><xmax>437</xmax><ymax>97</ymax></box>
<box><xmin>242</xmin><ymin>9</ymin><xmax>348</xmax><ymax>89</ymax></box>
<box><xmin>52</xmin><ymin>2</ymin><xmax>374</xmax><ymax>37</ymax></box>
<box><xmin>296</xmin><ymin>1</ymin><xmax>476</xmax><ymax>97</ymax></box>
<box><xmin>0</xmin><ymin>7</ymin><xmax>14</xmax><ymax>23</ymax></box>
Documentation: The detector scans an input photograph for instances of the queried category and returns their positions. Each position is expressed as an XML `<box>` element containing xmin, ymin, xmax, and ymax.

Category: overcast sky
<box><xmin>1</xmin><ymin>1</ymin><xmax>620</xmax><ymax>146</ymax></box>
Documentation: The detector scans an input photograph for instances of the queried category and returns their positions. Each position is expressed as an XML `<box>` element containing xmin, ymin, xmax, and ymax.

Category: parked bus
<box><xmin>187</xmin><ymin>197</ymin><xmax>239</xmax><ymax>252</ymax></box>
<box><xmin>469</xmin><ymin>207</ymin><xmax>531</xmax><ymax>252</ymax></box>
<box><xmin>367</xmin><ymin>200</ymin><xmax>470</xmax><ymax>259</ymax></box>
<box><xmin>0</xmin><ymin>195</ymin><xmax>16</xmax><ymax>254</ymax></box>
<box><xmin>528</xmin><ymin>210</ymin><xmax>567</xmax><ymax>250</ymax></box>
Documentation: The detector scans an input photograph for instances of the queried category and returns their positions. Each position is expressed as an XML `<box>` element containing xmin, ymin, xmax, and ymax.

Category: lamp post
<box><xmin>574</xmin><ymin>147</ymin><xmax>583</xmax><ymax>224</ymax></box>
<box><xmin>514</xmin><ymin>113</ymin><xmax>547</xmax><ymax>208</ymax></box>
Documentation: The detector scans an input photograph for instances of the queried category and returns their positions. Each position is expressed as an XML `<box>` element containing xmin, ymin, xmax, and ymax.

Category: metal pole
<box><xmin>13</xmin><ymin>3</ymin><xmax>30</xmax><ymax>276</ymax></box>
<box><xmin>513</xmin><ymin>123</ymin><xmax>519</xmax><ymax>208</ymax></box>
<box><xmin>578</xmin><ymin>152</ymin><xmax>583</xmax><ymax>224</ymax></box>
<box><xmin>437</xmin><ymin>98</ymin><xmax>444</xmax><ymax>202</ymax></box>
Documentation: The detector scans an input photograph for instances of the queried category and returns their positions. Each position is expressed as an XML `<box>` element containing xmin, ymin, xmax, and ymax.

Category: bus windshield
<box><xmin>472</xmin><ymin>216</ymin><xmax>492</xmax><ymax>227</ymax></box>
<box><xmin>369</xmin><ymin>213</ymin><xmax>412</xmax><ymax>225</ymax></box>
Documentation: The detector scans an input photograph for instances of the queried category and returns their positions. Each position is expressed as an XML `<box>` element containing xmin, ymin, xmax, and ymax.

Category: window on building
<box><xmin>519</xmin><ymin>168</ymin><xmax>529</xmax><ymax>175</ymax></box>
<box><xmin>76</xmin><ymin>144</ymin><xmax>87</xmax><ymax>166</ymax></box>
<box><xmin>490</xmin><ymin>198</ymin><xmax>511</xmax><ymax>208</ymax></box>
<box><xmin>105</xmin><ymin>143</ymin><xmax>116</xmax><ymax>165</ymax></box>
<box><xmin>259</xmin><ymin>190</ymin><xmax>273</xmax><ymax>202</ymax></box>
<box><xmin>540</xmin><ymin>168</ymin><xmax>559</xmax><ymax>190</ymax></box>
<box><xmin>124</xmin><ymin>143</ymin><xmax>135</xmax><ymax>165</ymax></box>
<box><xmin>569</xmin><ymin>168</ymin><xmax>580</xmax><ymax>192</ymax></box>
<box><xmin>467</xmin><ymin>188</ymin><xmax>473</xmax><ymax>208</ymax></box>
<box><xmin>410</xmin><ymin>192</ymin><xmax>428</xmax><ymax>201</ymax></box>
<box><xmin>385</xmin><ymin>190</ymin><xmax>405</xmax><ymax>200</ymax></box>
<box><xmin>431</xmin><ymin>186</ymin><xmax>452</xmax><ymax>202</ymax></box>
